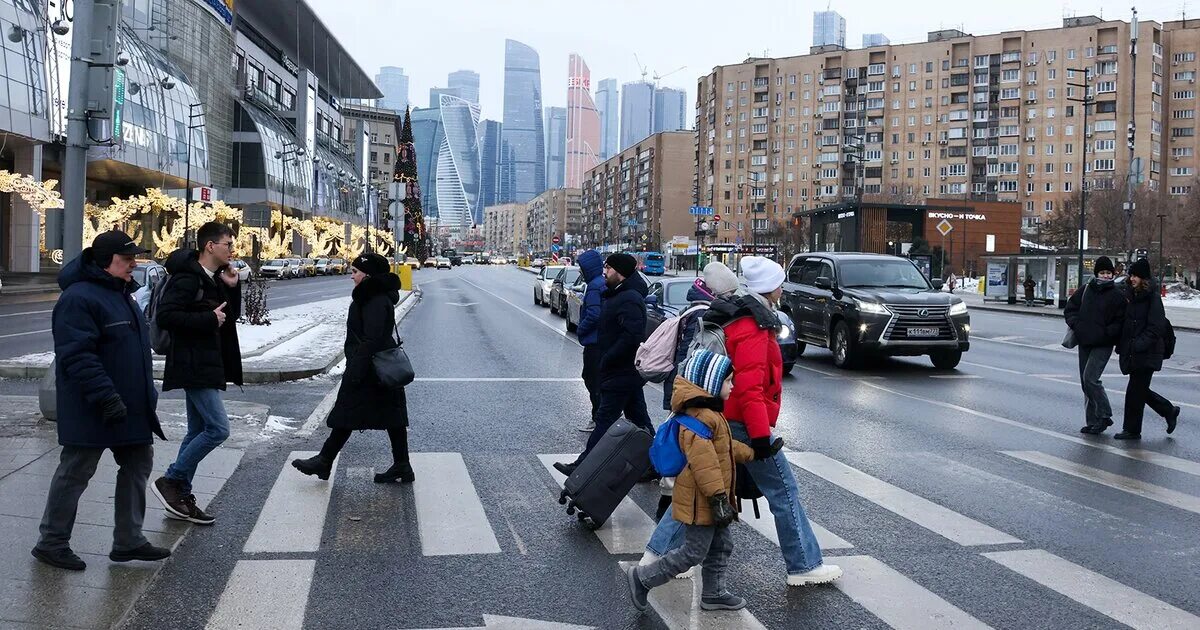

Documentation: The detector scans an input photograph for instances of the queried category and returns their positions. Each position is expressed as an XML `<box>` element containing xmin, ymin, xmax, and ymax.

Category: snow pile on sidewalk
<box><xmin>238</xmin><ymin>296</ymin><xmax>350</xmax><ymax>354</ymax></box>
<box><xmin>1164</xmin><ymin>283</ymin><xmax>1200</xmax><ymax>310</ymax></box>
<box><xmin>941</xmin><ymin>277</ymin><xmax>981</xmax><ymax>293</ymax></box>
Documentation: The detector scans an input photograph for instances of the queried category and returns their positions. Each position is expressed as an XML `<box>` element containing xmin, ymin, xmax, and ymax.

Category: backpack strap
<box><xmin>674</xmin><ymin>414</ymin><xmax>713</xmax><ymax>440</ymax></box>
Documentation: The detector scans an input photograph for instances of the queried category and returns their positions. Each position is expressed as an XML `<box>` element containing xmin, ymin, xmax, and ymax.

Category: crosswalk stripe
<box><xmin>737</xmin><ymin>498</ymin><xmax>853</xmax><ymax>549</ymax></box>
<box><xmin>617</xmin><ymin>561</ymin><xmax>768</xmax><ymax>630</ymax></box>
<box><xmin>539</xmin><ymin>454</ymin><xmax>657</xmax><ymax>555</ymax></box>
<box><xmin>1118</xmin><ymin>449</ymin><xmax>1200</xmax><ymax>477</ymax></box>
<box><xmin>1002</xmin><ymin>450</ymin><xmax>1200</xmax><ymax>515</ymax></box>
<box><xmin>785</xmin><ymin>452</ymin><xmax>1021</xmax><ymax>546</ymax></box>
<box><xmin>833</xmin><ymin>555</ymin><xmax>993</xmax><ymax>630</ymax></box>
<box><xmin>410</xmin><ymin>452</ymin><xmax>502</xmax><ymax>556</ymax></box>
<box><xmin>243</xmin><ymin>451</ymin><xmax>338</xmax><ymax>553</ymax></box>
<box><xmin>983</xmin><ymin>549</ymin><xmax>1200</xmax><ymax>630</ymax></box>
<box><xmin>206</xmin><ymin>559</ymin><xmax>315</xmax><ymax>630</ymax></box>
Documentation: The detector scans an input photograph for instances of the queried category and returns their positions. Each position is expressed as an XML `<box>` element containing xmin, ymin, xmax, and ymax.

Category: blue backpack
<box><xmin>649</xmin><ymin>414</ymin><xmax>713</xmax><ymax>477</ymax></box>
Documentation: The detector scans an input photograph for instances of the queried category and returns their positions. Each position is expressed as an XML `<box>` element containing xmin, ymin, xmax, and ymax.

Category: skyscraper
<box><xmin>501</xmin><ymin>39</ymin><xmax>546</xmax><ymax>203</ymax></box>
<box><xmin>813</xmin><ymin>10</ymin><xmax>846</xmax><ymax>48</ymax></box>
<box><xmin>448</xmin><ymin>69</ymin><xmax>481</xmax><ymax>105</ymax></box>
<box><xmin>545</xmin><ymin>106</ymin><xmax>567</xmax><ymax>189</ymax></box>
<box><xmin>429</xmin><ymin>86</ymin><xmax>464</xmax><ymax>108</ymax></box>
<box><xmin>410</xmin><ymin>107</ymin><xmax>444</xmax><ymax>218</ymax></box>
<box><xmin>620</xmin><ymin>81</ymin><xmax>654</xmax><ymax>150</ymax></box>
<box><xmin>376</xmin><ymin>66</ymin><xmax>409</xmax><ymax>111</ymax></box>
<box><xmin>653</xmin><ymin>87</ymin><xmax>687</xmax><ymax>134</ymax></box>
<box><xmin>478</xmin><ymin>120</ymin><xmax>503</xmax><ymax>213</ymax></box>
<box><xmin>862</xmin><ymin>33</ymin><xmax>890</xmax><ymax>47</ymax></box>
<box><xmin>566</xmin><ymin>53</ymin><xmax>601</xmax><ymax>188</ymax></box>
<box><xmin>435</xmin><ymin>94</ymin><xmax>483</xmax><ymax>231</ymax></box>
<box><xmin>596</xmin><ymin>78</ymin><xmax>619</xmax><ymax>160</ymax></box>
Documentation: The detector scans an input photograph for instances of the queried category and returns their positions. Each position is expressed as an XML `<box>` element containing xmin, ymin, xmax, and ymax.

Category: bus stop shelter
<box><xmin>980</xmin><ymin>252</ymin><xmax>1114</xmax><ymax>307</ymax></box>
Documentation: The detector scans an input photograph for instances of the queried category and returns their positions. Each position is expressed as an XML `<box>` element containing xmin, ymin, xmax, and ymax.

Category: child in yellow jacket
<box><xmin>626</xmin><ymin>349</ymin><xmax>782</xmax><ymax>612</ymax></box>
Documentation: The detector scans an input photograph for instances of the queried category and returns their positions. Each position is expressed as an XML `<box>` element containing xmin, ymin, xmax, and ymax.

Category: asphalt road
<box><xmin>13</xmin><ymin>265</ymin><xmax>1197</xmax><ymax>629</ymax></box>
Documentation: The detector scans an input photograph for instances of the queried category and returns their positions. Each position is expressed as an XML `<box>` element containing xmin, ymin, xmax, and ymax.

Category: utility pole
<box><xmin>1124</xmin><ymin>7</ymin><xmax>1140</xmax><ymax>265</ymax></box>
<box><xmin>63</xmin><ymin>0</ymin><xmax>122</xmax><ymax>261</ymax></box>
<box><xmin>183</xmin><ymin>103</ymin><xmax>204</xmax><ymax>249</ymax></box>
<box><xmin>1069</xmin><ymin>66</ymin><xmax>1095</xmax><ymax>289</ymax></box>
<box><xmin>1157</xmin><ymin>212</ymin><xmax>1167</xmax><ymax>286</ymax></box>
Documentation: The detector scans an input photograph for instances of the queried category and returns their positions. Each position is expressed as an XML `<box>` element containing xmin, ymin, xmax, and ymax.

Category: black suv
<box><xmin>780</xmin><ymin>253</ymin><xmax>970</xmax><ymax>369</ymax></box>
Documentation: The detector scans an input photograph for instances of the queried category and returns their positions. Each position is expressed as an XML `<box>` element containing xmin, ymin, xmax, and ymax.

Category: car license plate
<box><xmin>907</xmin><ymin>327</ymin><xmax>939</xmax><ymax>337</ymax></box>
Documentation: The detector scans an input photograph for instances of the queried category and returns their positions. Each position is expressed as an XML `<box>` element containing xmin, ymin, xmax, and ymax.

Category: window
<box><xmin>1174</xmin><ymin>52</ymin><xmax>1197</xmax><ymax>62</ymax></box>
<box><xmin>1172</xmin><ymin>127</ymin><xmax>1195</xmax><ymax>137</ymax></box>
<box><xmin>1002</xmin><ymin>69</ymin><xmax>1020</xmax><ymax>82</ymax></box>
<box><xmin>1174</xmin><ymin>71</ymin><xmax>1196</xmax><ymax>81</ymax></box>
<box><xmin>1174</xmin><ymin>109</ymin><xmax>1196</xmax><ymax>119</ymax></box>
<box><xmin>1170</xmin><ymin>185</ymin><xmax>1192</xmax><ymax>195</ymax></box>
<box><xmin>1095</xmin><ymin>139</ymin><xmax>1115</xmax><ymax>151</ymax></box>
<box><xmin>1170</xmin><ymin>167</ymin><xmax>1193</xmax><ymax>176</ymax></box>
<box><xmin>1093</xmin><ymin>158</ymin><xmax>1115</xmax><ymax>171</ymax></box>
<box><xmin>1173</xmin><ymin>90</ymin><xmax>1196</xmax><ymax>99</ymax></box>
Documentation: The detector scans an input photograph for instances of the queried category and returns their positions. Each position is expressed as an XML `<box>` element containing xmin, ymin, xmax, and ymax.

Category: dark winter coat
<box><xmin>704</xmin><ymin>292</ymin><xmax>783</xmax><ymax>440</ymax></box>
<box><xmin>596</xmin><ymin>271</ymin><xmax>649</xmax><ymax>388</ymax></box>
<box><xmin>327</xmin><ymin>272</ymin><xmax>408</xmax><ymax>429</ymax></box>
<box><xmin>1117</xmin><ymin>282</ymin><xmax>1167</xmax><ymax>374</ymax></box>
<box><xmin>157</xmin><ymin>249</ymin><xmax>243</xmax><ymax>391</ymax></box>
<box><xmin>52</xmin><ymin>249</ymin><xmax>165</xmax><ymax>448</ymax></box>
<box><xmin>1023</xmin><ymin>276</ymin><xmax>1036</xmax><ymax>300</ymax></box>
<box><xmin>1064</xmin><ymin>278</ymin><xmax>1126</xmax><ymax>348</ymax></box>
<box><xmin>662</xmin><ymin>285</ymin><xmax>712</xmax><ymax>410</ymax></box>
<box><xmin>576</xmin><ymin>250</ymin><xmax>605</xmax><ymax>346</ymax></box>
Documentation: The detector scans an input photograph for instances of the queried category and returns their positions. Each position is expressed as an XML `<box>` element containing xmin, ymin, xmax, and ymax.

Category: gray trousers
<box><xmin>36</xmin><ymin>444</ymin><xmax>153</xmax><ymax>553</ymax></box>
<box><xmin>638</xmin><ymin>522</ymin><xmax>734</xmax><ymax>598</ymax></box>
<box><xmin>1078</xmin><ymin>345</ymin><xmax>1114</xmax><ymax>426</ymax></box>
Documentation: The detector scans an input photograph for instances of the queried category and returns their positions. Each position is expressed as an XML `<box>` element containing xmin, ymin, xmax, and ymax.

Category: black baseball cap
<box><xmin>92</xmin><ymin>230</ymin><xmax>150</xmax><ymax>259</ymax></box>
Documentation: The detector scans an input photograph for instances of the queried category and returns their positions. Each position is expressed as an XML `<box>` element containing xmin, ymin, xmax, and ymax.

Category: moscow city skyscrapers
<box><xmin>566</xmin><ymin>54</ymin><xmax>600</xmax><ymax>188</ymax></box>
<box><xmin>596</xmin><ymin>78</ymin><xmax>619</xmax><ymax>160</ymax></box>
<box><xmin>501</xmin><ymin>39</ymin><xmax>546</xmax><ymax>203</ymax></box>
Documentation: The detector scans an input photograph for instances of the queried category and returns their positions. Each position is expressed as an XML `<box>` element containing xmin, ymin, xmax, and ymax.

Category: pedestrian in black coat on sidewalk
<box><xmin>1065</xmin><ymin>256</ymin><xmax>1126</xmax><ymax>434</ymax></box>
<box><xmin>293</xmin><ymin>253</ymin><xmax>413</xmax><ymax>482</ymax></box>
<box><xmin>1115</xmin><ymin>258</ymin><xmax>1181</xmax><ymax>439</ymax></box>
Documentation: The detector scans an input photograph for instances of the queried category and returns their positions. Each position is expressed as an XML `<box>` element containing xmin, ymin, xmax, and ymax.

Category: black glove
<box><xmin>99</xmin><ymin>393</ymin><xmax>127</xmax><ymax>426</ymax></box>
<box><xmin>751</xmin><ymin>437</ymin><xmax>784</xmax><ymax>460</ymax></box>
<box><xmin>710</xmin><ymin>493</ymin><xmax>735</xmax><ymax>527</ymax></box>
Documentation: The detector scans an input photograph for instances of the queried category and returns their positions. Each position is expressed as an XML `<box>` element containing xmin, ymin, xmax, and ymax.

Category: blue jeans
<box><xmin>646</xmin><ymin>421</ymin><xmax>824</xmax><ymax>574</ymax></box>
<box><xmin>165</xmin><ymin>388</ymin><xmax>230</xmax><ymax>493</ymax></box>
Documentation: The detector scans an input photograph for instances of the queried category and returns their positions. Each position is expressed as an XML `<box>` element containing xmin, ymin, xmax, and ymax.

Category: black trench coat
<box><xmin>326</xmin><ymin>272</ymin><xmax>409</xmax><ymax>429</ymax></box>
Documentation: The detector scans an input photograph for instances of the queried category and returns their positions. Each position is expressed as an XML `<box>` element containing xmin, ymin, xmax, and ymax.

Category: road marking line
<box><xmin>414</xmin><ymin>377</ymin><xmax>584</xmax><ymax>382</ymax></box>
<box><xmin>785</xmin><ymin>451</ymin><xmax>1021</xmax><ymax>546</ymax></box>
<box><xmin>833</xmin><ymin>555</ymin><xmax>993</xmax><ymax>630</ymax></box>
<box><xmin>459</xmin><ymin>276</ymin><xmax>580</xmax><ymax>345</ymax></box>
<box><xmin>987</xmin><ymin>335</ymin><xmax>1024</xmax><ymax>341</ymax></box>
<box><xmin>792</xmin><ymin>364</ymin><xmax>1200</xmax><ymax>477</ymax></box>
<box><xmin>243</xmin><ymin>451</ymin><xmax>338</xmax><ymax>553</ymax></box>
<box><xmin>410</xmin><ymin>452</ymin><xmax>502</xmax><ymax>556</ymax></box>
<box><xmin>617</xmin><ymin>561</ymin><xmax>768</xmax><ymax>630</ymax></box>
<box><xmin>0</xmin><ymin>328</ymin><xmax>51</xmax><ymax>339</ymax></box>
<box><xmin>983</xmin><ymin>549</ymin><xmax>1200</xmax><ymax>630</ymax></box>
<box><xmin>0</xmin><ymin>309</ymin><xmax>52</xmax><ymax>318</ymax></box>
<box><xmin>959</xmin><ymin>360</ymin><xmax>1025</xmax><ymax>375</ymax></box>
<box><xmin>206</xmin><ymin>559</ymin><xmax>315</xmax><ymax>630</ymax></box>
<box><xmin>738</xmin><ymin>498</ymin><xmax>853</xmax><ymax>549</ymax></box>
<box><xmin>1002</xmin><ymin>450</ymin><xmax>1200</xmax><ymax>515</ymax></box>
<box><xmin>1039</xmin><ymin>376</ymin><xmax>1200</xmax><ymax>411</ymax></box>
<box><xmin>539</xmin><ymin>454</ymin><xmax>656</xmax><ymax>555</ymax></box>
<box><xmin>929</xmin><ymin>374</ymin><xmax>982</xmax><ymax>379</ymax></box>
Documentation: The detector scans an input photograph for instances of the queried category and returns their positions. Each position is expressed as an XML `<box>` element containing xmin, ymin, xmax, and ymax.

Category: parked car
<box><xmin>405</xmin><ymin>257</ymin><xmax>421</xmax><ymax>270</ymax></box>
<box><xmin>314</xmin><ymin>258</ymin><xmax>331</xmax><ymax>275</ymax></box>
<box><xmin>229</xmin><ymin>259</ymin><xmax>251</xmax><ymax>282</ymax></box>
<box><xmin>423</xmin><ymin>258</ymin><xmax>437</xmax><ymax>268</ymax></box>
<box><xmin>531</xmin><ymin>258</ymin><xmax>546</xmax><ymax>268</ymax></box>
<box><xmin>130</xmin><ymin>260</ymin><xmax>168</xmax><ymax>315</ymax></box>
<box><xmin>564</xmin><ymin>273</ymin><xmax>590</xmax><ymax>333</ymax></box>
<box><xmin>643</xmin><ymin>277</ymin><xmax>799</xmax><ymax>375</ymax></box>
<box><xmin>533</xmin><ymin>265</ymin><xmax>566</xmax><ymax>306</ymax></box>
<box><xmin>548</xmin><ymin>266</ymin><xmax>581</xmax><ymax>316</ymax></box>
<box><xmin>326</xmin><ymin>258</ymin><xmax>347</xmax><ymax>274</ymax></box>
<box><xmin>779</xmin><ymin>252</ymin><xmax>970</xmax><ymax>369</ymax></box>
<box><xmin>258</xmin><ymin>258</ymin><xmax>291</xmax><ymax>279</ymax></box>
<box><xmin>436</xmin><ymin>257</ymin><xmax>452</xmax><ymax>270</ymax></box>
<box><xmin>300</xmin><ymin>258</ymin><xmax>318</xmax><ymax>277</ymax></box>
<box><xmin>462</xmin><ymin>258</ymin><xmax>474</xmax><ymax>265</ymax></box>
<box><xmin>286</xmin><ymin>258</ymin><xmax>305</xmax><ymax>278</ymax></box>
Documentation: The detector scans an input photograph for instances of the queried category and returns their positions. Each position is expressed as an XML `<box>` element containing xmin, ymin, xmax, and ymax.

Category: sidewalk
<box><xmin>0</xmin><ymin>395</ymin><xmax>267</xmax><ymax>629</ymax></box>
<box><xmin>957</xmin><ymin>291</ymin><xmax>1200</xmax><ymax>332</ymax></box>
<box><xmin>0</xmin><ymin>289</ymin><xmax>417</xmax><ymax>383</ymax></box>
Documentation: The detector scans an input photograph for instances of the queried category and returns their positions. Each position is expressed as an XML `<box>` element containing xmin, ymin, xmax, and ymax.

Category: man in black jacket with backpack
<box><xmin>1064</xmin><ymin>256</ymin><xmax>1126</xmax><ymax>434</ymax></box>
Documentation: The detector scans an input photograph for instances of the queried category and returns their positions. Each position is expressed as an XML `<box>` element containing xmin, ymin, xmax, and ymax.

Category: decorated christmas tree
<box><xmin>394</xmin><ymin>107</ymin><xmax>427</xmax><ymax>261</ymax></box>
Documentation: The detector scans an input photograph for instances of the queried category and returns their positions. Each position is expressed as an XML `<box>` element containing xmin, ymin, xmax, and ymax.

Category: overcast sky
<box><xmin>309</xmin><ymin>0</ymin><xmax>1185</xmax><ymax>122</ymax></box>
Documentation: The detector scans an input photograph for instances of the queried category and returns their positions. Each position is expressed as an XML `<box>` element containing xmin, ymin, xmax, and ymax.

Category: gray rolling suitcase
<box><xmin>558</xmin><ymin>418</ymin><xmax>652</xmax><ymax>529</ymax></box>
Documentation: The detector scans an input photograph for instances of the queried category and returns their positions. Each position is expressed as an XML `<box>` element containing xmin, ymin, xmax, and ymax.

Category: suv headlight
<box><xmin>854</xmin><ymin>298</ymin><xmax>891</xmax><ymax>316</ymax></box>
<box><xmin>949</xmin><ymin>301</ymin><xmax>968</xmax><ymax>316</ymax></box>
<box><xmin>778</xmin><ymin>324</ymin><xmax>792</xmax><ymax>340</ymax></box>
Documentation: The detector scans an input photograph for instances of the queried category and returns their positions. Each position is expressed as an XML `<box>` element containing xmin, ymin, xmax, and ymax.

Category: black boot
<box><xmin>374</xmin><ymin>462</ymin><xmax>415</xmax><ymax>483</ymax></box>
<box><xmin>292</xmin><ymin>454</ymin><xmax>334</xmax><ymax>480</ymax></box>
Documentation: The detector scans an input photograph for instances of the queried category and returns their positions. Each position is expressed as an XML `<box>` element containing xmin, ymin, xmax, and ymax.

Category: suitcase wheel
<box><xmin>557</xmin><ymin>491</ymin><xmax>567</xmax><ymax>505</ymax></box>
<box><xmin>566</xmin><ymin>506</ymin><xmax>576</xmax><ymax>515</ymax></box>
<box><xmin>582</xmin><ymin>515</ymin><xmax>604</xmax><ymax>530</ymax></box>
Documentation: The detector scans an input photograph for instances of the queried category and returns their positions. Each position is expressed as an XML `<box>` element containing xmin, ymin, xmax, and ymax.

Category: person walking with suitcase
<box><xmin>555</xmin><ymin>253</ymin><xmax>654</xmax><ymax>477</ymax></box>
<box><xmin>292</xmin><ymin>253</ymin><xmax>413</xmax><ymax>482</ymax></box>
<box><xmin>33</xmin><ymin>231</ymin><xmax>170</xmax><ymax>570</ymax></box>
<box><xmin>1115</xmin><ymin>258</ymin><xmax>1181</xmax><ymax>440</ymax></box>
<box><xmin>574</xmin><ymin>249</ymin><xmax>606</xmax><ymax>433</ymax></box>
<box><xmin>627</xmin><ymin>350</ymin><xmax>780</xmax><ymax>612</ymax></box>
<box><xmin>151</xmin><ymin>222</ymin><xmax>242</xmax><ymax>525</ymax></box>
<box><xmin>1064</xmin><ymin>256</ymin><xmax>1126</xmax><ymax>435</ymax></box>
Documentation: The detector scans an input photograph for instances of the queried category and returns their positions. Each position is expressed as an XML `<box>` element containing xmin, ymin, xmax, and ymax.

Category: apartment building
<box><xmin>580</xmin><ymin>131</ymin><xmax>695</xmax><ymax>252</ymax></box>
<box><xmin>526</xmin><ymin>188</ymin><xmax>582</xmax><ymax>254</ymax></box>
<box><xmin>483</xmin><ymin>203</ymin><xmax>528</xmax><ymax>256</ymax></box>
<box><xmin>695</xmin><ymin>16</ymin><xmax>1187</xmax><ymax>246</ymax></box>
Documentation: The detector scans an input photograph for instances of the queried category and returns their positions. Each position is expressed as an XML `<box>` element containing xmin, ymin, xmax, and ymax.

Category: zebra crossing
<box><xmin>205</xmin><ymin>442</ymin><xmax>1200</xmax><ymax>630</ymax></box>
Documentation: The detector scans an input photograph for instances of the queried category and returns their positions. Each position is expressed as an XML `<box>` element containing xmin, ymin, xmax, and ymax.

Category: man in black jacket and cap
<box><xmin>1065</xmin><ymin>256</ymin><xmax>1127</xmax><ymax>434</ymax></box>
<box><xmin>555</xmin><ymin>253</ymin><xmax>653</xmax><ymax>476</ymax></box>
<box><xmin>33</xmin><ymin>231</ymin><xmax>170</xmax><ymax>571</ymax></box>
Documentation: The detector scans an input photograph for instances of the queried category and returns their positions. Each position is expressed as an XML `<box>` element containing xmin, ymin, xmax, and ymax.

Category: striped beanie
<box><xmin>680</xmin><ymin>349</ymin><xmax>734</xmax><ymax>398</ymax></box>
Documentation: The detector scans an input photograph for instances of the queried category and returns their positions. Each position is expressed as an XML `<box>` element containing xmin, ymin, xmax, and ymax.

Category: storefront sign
<box><xmin>193</xmin><ymin>0</ymin><xmax>234</xmax><ymax>26</ymax></box>
<box><xmin>928</xmin><ymin>211</ymin><xmax>987</xmax><ymax>221</ymax></box>
<box><xmin>122</xmin><ymin>123</ymin><xmax>155</xmax><ymax>150</ymax></box>
<box><xmin>987</xmin><ymin>262</ymin><xmax>1009</xmax><ymax>296</ymax></box>
<box><xmin>112</xmin><ymin>68</ymin><xmax>126</xmax><ymax>140</ymax></box>
<box><xmin>837</xmin><ymin>211</ymin><xmax>855</xmax><ymax>220</ymax></box>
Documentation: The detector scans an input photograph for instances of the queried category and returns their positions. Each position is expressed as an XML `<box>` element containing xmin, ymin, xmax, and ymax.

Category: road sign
<box><xmin>936</xmin><ymin>219</ymin><xmax>954</xmax><ymax>237</ymax></box>
<box><xmin>713</xmin><ymin>214</ymin><xmax>721</xmax><ymax>222</ymax></box>
<box><xmin>689</xmin><ymin>205</ymin><xmax>715</xmax><ymax>216</ymax></box>
<box><xmin>552</xmin><ymin>235</ymin><xmax>560</xmax><ymax>244</ymax></box>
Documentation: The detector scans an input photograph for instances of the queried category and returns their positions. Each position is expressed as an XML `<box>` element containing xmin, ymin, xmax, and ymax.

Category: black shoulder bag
<box><xmin>352</xmin><ymin>322</ymin><xmax>415</xmax><ymax>389</ymax></box>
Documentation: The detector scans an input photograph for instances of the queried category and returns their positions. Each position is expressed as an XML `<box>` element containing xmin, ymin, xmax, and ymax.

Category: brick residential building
<box><xmin>483</xmin><ymin>203</ymin><xmax>528</xmax><ymax>257</ymax></box>
<box><xmin>526</xmin><ymin>188</ymin><xmax>582</xmax><ymax>255</ymax></box>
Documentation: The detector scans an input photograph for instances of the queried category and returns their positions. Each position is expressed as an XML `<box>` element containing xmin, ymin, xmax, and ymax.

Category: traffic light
<box><xmin>1127</xmin><ymin>122</ymin><xmax>1135</xmax><ymax>150</ymax></box>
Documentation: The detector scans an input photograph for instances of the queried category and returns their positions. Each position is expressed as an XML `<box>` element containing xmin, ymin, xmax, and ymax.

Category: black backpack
<box><xmin>146</xmin><ymin>274</ymin><xmax>204</xmax><ymax>355</ymax></box>
<box><xmin>1163</xmin><ymin>319</ymin><xmax>1177</xmax><ymax>360</ymax></box>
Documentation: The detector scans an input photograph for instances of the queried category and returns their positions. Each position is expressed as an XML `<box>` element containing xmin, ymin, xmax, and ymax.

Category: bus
<box><xmin>634</xmin><ymin>251</ymin><xmax>666</xmax><ymax>276</ymax></box>
<box><xmin>440</xmin><ymin>248</ymin><xmax>462</xmax><ymax>266</ymax></box>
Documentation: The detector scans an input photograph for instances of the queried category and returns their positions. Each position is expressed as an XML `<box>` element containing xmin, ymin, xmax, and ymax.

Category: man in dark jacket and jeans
<box><xmin>1065</xmin><ymin>256</ymin><xmax>1127</xmax><ymax>434</ymax></box>
<box><xmin>555</xmin><ymin>253</ymin><xmax>653</xmax><ymax>476</ymax></box>
<box><xmin>152</xmin><ymin>222</ymin><xmax>242</xmax><ymax>525</ymax></box>
<box><xmin>575</xmin><ymin>250</ymin><xmax>606</xmax><ymax>432</ymax></box>
<box><xmin>33</xmin><ymin>231</ymin><xmax>170</xmax><ymax>571</ymax></box>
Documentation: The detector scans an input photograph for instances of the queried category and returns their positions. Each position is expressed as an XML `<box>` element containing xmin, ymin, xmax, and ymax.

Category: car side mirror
<box><xmin>931</xmin><ymin>278</ymin><xmax>944</xmax><ymax>290</ymax></box>
<box><xmin>814</xmin><ymin>277</ymin><xmax>834</xmax><ymax>291</ymax></box>
<box><xmin>646</xmin><ymin>294</ymin><xmax>659</xmax><ymax>306</ymax></box>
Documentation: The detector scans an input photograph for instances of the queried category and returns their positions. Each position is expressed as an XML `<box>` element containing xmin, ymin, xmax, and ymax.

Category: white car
<box><xmin>231</xmin><ymin>260</ymin><xmax>251</xmax><ymax>282</ymax></box>
<box><xmin>533</xmin><ymin>265</ymin><xmax>565</xmax><ymax>306</ymax></box>
<box><xmin>531</xmin><ymin>258</ymin><xmax>546</xmax><ymax>268</ymax></box>
<box><xmin>436</xmin><ymin>257</ymin><xmax>452</xmax><ymax>270</ymax></box>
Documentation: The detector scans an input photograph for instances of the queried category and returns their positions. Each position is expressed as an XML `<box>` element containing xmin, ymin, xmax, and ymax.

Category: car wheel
<box><xmin>782</xmin><ymin>362</ymin><xmax>794</xmax><ymax>375</ymax></box>
<box><xmin>930</xmin><ymin>350</ymin><xmax>963</xmax><ymax>370</ymax></box>
<box><xmin>795</xmin><ymin>342</ymin><xmax>806</xmax><ymax>356</ymax></box>
<box><xmin>566</xmin><ymin>316</ymin><xmax>577</xmax><ymax>333</ymax></box>
<box><xmin>831</xmin><ymin>321</ymin><xmax>858</xmax><ymax>369</ymax></box>
<box><xmin>534</xmin><ymin>291</ymin><xmax>541</xmax><ymax>306</ymax></box>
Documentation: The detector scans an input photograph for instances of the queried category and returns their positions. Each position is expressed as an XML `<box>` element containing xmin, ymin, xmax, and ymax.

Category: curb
<box><xmin>969</xmin><ymin>302</ymin><xmax>1200</xmax><ymax>333</ymax></box>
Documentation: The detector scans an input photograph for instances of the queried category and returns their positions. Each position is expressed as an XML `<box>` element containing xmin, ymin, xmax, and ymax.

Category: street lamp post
<box><xmin>1068</xmin><ymin>66</ymin><xmax>1095</xmax><ymax>289</ymax></box>
<box><xmin>182</xmin><ymin>103</ymin><xmax>205</xmax><ymax>249</ymax></box>
<box><xmin>1157</xmin><ymin>212</ymin><xmax>1167</xmax><ymax>286</ymax></box>
<box><xmin>274</xmin><ymin>141</ymin><xmax>306</xmax><ymax>257</ymax></box>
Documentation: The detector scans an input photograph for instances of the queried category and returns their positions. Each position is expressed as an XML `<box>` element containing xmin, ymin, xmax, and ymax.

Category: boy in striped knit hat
<box><xmin>627</xmin><ymin>349</ymin><xmax>783</xmax><ymax>612</ymax></box>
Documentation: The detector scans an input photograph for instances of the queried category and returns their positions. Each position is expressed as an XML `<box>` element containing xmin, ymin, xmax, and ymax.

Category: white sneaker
<box><xmin>638</xmin><ymin>550</ymin><xmax>694</xmax><ymax>579</ymax></box>
<box><xmin>577</xmin><ymin>421</ymin><xmax>595</xmax><ymax>432</ymax></box>
<box><xmin>787</xmin><ymin>563</ymin><xmax>843</xmax><ymax>586</ymax></box>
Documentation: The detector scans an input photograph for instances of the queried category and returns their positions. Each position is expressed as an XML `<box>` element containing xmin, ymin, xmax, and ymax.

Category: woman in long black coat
<box><xmin>292</xmin><ymin>253</ymin><xmax>413</xmax><ymax>482</ymax></box>
<box><xmin>1115</xmin><ymin>258</ymin><xmax>1181</xmax><ymax>440</ymax></box>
